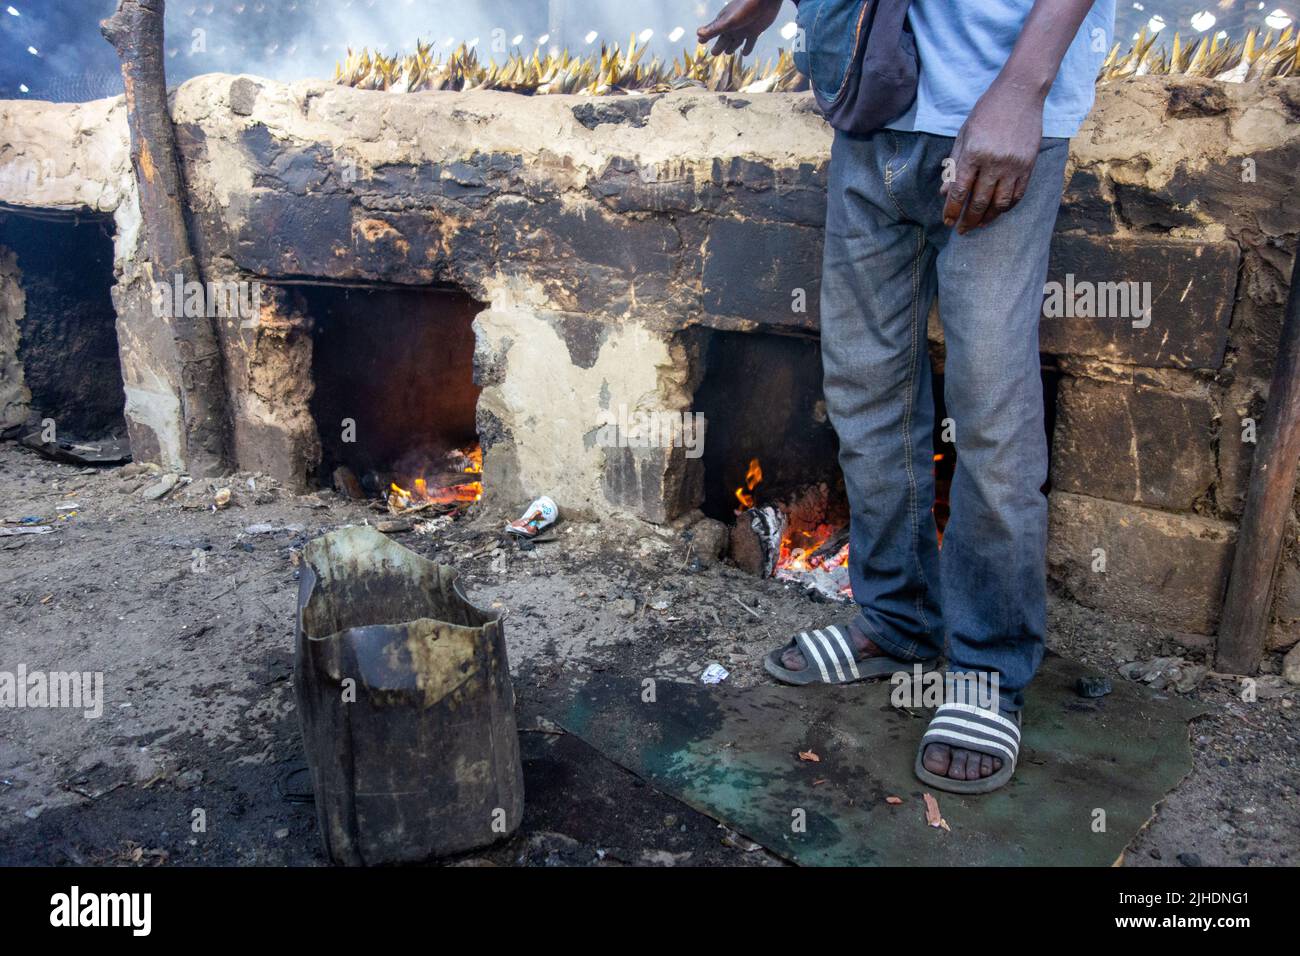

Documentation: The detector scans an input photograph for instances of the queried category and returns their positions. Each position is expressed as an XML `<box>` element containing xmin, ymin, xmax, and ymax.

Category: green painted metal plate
<box><xmin>556</xmin><ymin>653</ymin><xmax>1204</xmax><ymax>866</ymax></box>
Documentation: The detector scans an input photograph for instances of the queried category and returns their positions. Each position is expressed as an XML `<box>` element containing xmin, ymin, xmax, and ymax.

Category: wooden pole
<box><xmin>1217</xmin><ymin>248</ymin><xmax>1300</xmax><ymax>674</ymax></box>
<box><xmin>102</xmin><ymin>0</ymin><xmax>230</xmax><ymax>476</ymax></box>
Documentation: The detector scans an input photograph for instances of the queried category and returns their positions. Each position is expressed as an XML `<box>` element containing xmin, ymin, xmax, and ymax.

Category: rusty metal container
<box><xmin>294</xmin><ymin>526</ymin><xmax>523</xmax><ymax>865</ymax></box>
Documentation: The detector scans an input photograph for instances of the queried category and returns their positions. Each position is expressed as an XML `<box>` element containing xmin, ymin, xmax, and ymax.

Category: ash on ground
<box><xmin>0</xmin><ymin>442</ymin><xmax>1296</xmax><ymax>867</ymax></box>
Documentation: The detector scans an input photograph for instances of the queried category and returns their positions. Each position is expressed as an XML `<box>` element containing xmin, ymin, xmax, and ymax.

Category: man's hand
<box><xmin>941</xmin><ymin>0</ymin><xmax>1097</xmax><ymax>234</ymax></box>
<box><xmin>941</xmin><ymin>80</ymin><xmax>1045</xmax><ymax>234</ymax></box>
<box><xmin>698</xmin><ymin>0</ymin><xmax>784</xmax><ymax>57</ymax></box>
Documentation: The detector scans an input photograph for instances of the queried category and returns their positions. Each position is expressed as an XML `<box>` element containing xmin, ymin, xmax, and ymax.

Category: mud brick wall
<box><xmin>1044</xmin><ymin>79</ymin><xmax>1300</xmax><ymax>642</ymax></box>
<box><xmin>0</xmin><ymin>75</ymin><xmax>1296</xmax><ymax>641</ymax></box>
<box><xmin>160</xmin><ymin>76</ymin><xmax>834</xmax><ymax>520</ymax></box>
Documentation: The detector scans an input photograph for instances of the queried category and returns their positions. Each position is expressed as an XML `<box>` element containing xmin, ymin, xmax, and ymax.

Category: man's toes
<box><xmin>922</xmin><ymin>743</ymin><xmax>951</xmax><ymax>776</ymax></box>
<box><xmin>925</xmin><ymin>745</ymin><xmax>1003</xmax><ymax>781</ymax></box>
<box><xmin>946</xmin><ymin>748</ymin><xmax>968</xmax><ymax>780</ymax></box>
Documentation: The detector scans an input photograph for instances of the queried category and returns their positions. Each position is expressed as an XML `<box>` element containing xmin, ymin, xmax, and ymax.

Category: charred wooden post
<box><xmin>1217</xmin><ymin>250</ymin><xmax>1300</xmax><ymax>674</ymax></box>
<box><xmin>102</xmin><ymin>0</ymin><xmax>230</xmax><ymax>476</ymax></box>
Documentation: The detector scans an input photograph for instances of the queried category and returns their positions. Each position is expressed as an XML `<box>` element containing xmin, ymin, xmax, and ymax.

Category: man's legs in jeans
<box><xmin>820</xmin><ymin>129</ymin><xmax>1068</xmax><ymax>772</ymax></box>
<box><xmin>819</xmin><ymin>131</ymin><xmax>945</xmax><ymax>665</ymax></box>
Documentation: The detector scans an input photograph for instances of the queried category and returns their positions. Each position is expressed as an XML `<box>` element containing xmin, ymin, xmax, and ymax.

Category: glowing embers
<box><xmin>303</xmin><ymin>282</ymin><xmax>485</xmax><ymax>513</ymax></box>
<box><xmin>729</xmin><ymin>445</ymin><xmax>955</xmax><ymax>600</ymax></box>
<box><xmin>729</xmin><ymin>457</ymin><xmax>852</xmax><ymax>601</ymax></box>
<box><xmin>933</xmin><ymin>449</ymin><xmax>954</xmax><ymax>545</ymax></box>
<box><xmin>387</xmin><ymin>445</ymin><xmax>483</xmax><ymax>515</ymax></box>
<box><xmin>722</xmin><ymin>408</ymin><xmax>956</xmax><ymax>601</ymax></box>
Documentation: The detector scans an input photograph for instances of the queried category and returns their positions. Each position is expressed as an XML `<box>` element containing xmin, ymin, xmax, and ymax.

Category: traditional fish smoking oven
<box><xmin>0</xmin><ymin>74</ymin><xmax>1297</xmax><ymax>648</ymax></box>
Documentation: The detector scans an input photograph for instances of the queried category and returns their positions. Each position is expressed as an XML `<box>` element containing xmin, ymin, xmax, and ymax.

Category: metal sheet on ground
<box><xmin>555</xmin><ymin>654</ymin><xmax>1205</xmax><ymax>866</ymax></box>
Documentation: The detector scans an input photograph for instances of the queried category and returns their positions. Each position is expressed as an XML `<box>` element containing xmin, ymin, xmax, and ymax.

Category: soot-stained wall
<box><xmin>0</xmin><ymin>213</ymin><xmax>125</xmax><ymax>440</ymax></box>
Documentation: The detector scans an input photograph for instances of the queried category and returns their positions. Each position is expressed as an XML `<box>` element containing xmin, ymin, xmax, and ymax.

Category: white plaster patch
<box><xmin>475</xmin><ymin>281</ymin><xmax>676</xmax><ymax>514</ymax></box>
<box><xmin>122</xmin><ymin>378</ymin><xmax>184</xmax><ymax>472</ymax></box>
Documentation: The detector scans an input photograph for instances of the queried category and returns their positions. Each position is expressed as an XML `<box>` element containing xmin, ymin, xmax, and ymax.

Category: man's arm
<box><xmin>943</xmin><ymin>0</ymin><xmax>1097</xmax><ymax>233</ymax></box>
<box><xmin>696</xmin><ymin>0</ymin><xmax>1096</xmax><ymax>232</ymax></box>
<box><xmin>697</xmin><ymin>0</ymin><xmax>785</xmax><ymax>56</ymax></box>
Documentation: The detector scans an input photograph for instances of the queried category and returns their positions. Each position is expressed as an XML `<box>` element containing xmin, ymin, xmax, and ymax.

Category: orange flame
<box><xmin>734</xmin><ymin>457</ymin><xmax>763</xmax><ymax>511</ymax></box>
<box><xmin>464</xmin><ymin>446</ymin><xmax>483</xmax><ymax>474</ymax></box>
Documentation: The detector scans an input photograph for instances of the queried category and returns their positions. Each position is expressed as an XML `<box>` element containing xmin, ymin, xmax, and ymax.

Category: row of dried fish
<box><xmin>333</xmin><ymin>27</ymin><xmax>1299</xmax><ymax>96</ymax></box>
<box><xmin>1102</xmin><ymin>25</ymin><xmax>1300</xmax><ymax>80</ymax></box>
<box><xmin>336</xmin><ymin>38</ymin><xmax>809</xmax><ymax>95</ymax></box>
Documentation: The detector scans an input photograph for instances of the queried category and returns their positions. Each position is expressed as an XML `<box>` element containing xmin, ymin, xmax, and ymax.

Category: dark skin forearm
<box><xmin>943</xmin><ymin>0</ymin><xmax>1097</xmax><ymax>232</ymax></box>
<box><xmin>699</xmin><ymin>0</ymin><xmax>1099</xmax><ymax>232</ymax></box>
<box><xmin>1000</xmin><ymin>0</ymin><xmax>1099</xmax><ymax>100</ymax></box>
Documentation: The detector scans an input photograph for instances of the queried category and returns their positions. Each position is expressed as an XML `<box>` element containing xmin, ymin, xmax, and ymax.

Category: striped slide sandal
<box><xmin>914</xmin><ymin>701</ymin><xmax>1022</xmax><ymax>794</ymax></box>
<box><xmin>763</xmin><ymin>625</ymin><xmax>935</xmax><ymax>686</ymax></box>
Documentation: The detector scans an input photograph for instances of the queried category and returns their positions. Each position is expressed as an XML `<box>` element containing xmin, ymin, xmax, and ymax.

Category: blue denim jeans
<box><xmin>821</xmin><ymin>129</ymin><xmax>1070</xmax><ymax>711</ymax></box>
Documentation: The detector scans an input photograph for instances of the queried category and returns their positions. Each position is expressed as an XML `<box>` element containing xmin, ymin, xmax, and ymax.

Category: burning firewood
<box><xmin>809</xmin><ymin>528</ymin><xmax>851</xmax><ymax>565</ymax></box>
<box><xmin>385</xmin><ymin>445</ymin><xmax>484</xmax><ymax>517</ymax></box>
<box><xmin>726</xmin><ymin>456</ymin><xmax>853</xmax><ymax>600</ymax></box>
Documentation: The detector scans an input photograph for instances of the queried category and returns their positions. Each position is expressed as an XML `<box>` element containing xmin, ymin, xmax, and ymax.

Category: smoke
<box><xmin>2</xmin><ymin>0</ymin><xmax>1298</xmax><ymax>102</ymax></box>
<box><xmin>1</xmin><ymin>1</ymin><xmax>122</xmax><ymax>100</ymax></box>
<box><xmin>0</xmin><ymin>0</ymin><xmax>799</xmax><ymax>100</ymax></box>
<box><xmin>163</xmin><ymin>0</ymin><xmax>785</xmax><ymax>85</ymax></box>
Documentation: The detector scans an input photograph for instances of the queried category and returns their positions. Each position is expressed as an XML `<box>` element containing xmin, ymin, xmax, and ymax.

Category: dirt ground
<box><xmin>1</xmin><ymin>440</ymin><xmax>1296</xmax><ymax>867</ymax></box>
